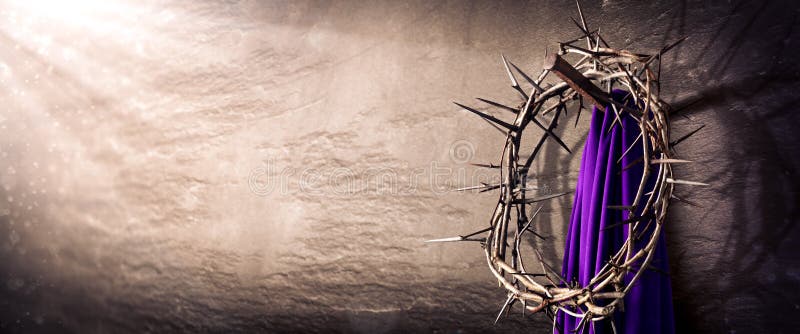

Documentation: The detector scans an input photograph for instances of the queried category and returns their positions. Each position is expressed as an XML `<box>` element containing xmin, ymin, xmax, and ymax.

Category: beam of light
<box><xmin>0</xmin><ymin>0</ymin><xmax>308</xmax><ymax>262</ymax></box>
<box><xmin>0</xmin><ymin>0</ymin><xmax>197</xmax><ymax>244</ymax></box>
<box><xmin>1</xmin><ymin>0</ymin><xmax>152</xmax><ymax>48</ymax></box>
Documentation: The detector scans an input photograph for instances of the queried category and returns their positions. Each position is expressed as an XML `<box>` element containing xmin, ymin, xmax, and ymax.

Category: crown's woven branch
<box><xmin>434</xmin><ymin>4</ymin><xmax>706</xmax><ymax>329</ymax></box>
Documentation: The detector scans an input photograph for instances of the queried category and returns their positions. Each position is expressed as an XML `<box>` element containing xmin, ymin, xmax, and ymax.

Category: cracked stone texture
<box><xmin>0</xmin><ymin>0</ymin><xmax>798</xmax><ymax>333</ymax></box>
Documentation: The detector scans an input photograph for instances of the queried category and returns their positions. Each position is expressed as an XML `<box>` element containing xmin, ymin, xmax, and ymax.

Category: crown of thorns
<box><xmin>428</xmin><ymin>2</ymin><xmax>706</xmax><ymax>330</ymax></box>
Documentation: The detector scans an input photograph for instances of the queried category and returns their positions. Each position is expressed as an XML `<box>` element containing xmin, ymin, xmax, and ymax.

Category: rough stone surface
<box><xmin>0</xmin><ymin>0</ymin><xmax>798</xmax><ymax>333</ymax></box>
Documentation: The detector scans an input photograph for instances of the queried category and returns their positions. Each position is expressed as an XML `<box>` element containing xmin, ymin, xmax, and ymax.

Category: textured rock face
<box><xmin>0</xmin><ymin>0</ymin><xmax>798</xmax><ymax>333</ymax></box>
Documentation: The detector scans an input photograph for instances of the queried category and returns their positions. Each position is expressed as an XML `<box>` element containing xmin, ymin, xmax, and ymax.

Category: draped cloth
<box><xmin>555</xmin><ymin>90</ymin><xmax>674</xmax><ymax>334</ymax></box>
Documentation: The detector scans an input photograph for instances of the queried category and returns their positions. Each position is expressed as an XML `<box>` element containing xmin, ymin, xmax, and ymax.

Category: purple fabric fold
<box><xmin>556</xmin><ymin>90</ymin><xmax>674</xmax><ymax>334</ymax></box>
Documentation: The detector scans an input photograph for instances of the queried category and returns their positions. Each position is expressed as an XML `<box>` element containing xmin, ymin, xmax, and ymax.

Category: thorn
<box><xmin>453</xmin><ymin>102</ymin><xmax>518</xmax><ymax>131</ymax></box>
<box><xmin>520</xmin><ymin>216</ymin><xmax>547</xmax><ymax>240</ymax></box>
<box><xmin>523</xmin><ymin>104</ymin><xmax>566</xmax><ymax>169</ymax></box>
<box><xmin>509</xmin><ymin>61</ymin><xmax>545</xmax><ymax>93</ymax></box>
<box><xmin>666</xmin><ymin>178</ymin><xmax>709</xmax><ymax>186</ymax></box>
<box><xmin>513</xmin><ymin>192</ymin><xmax>569</xmax><ymax>204</ymax></box>
<box><xmin>530</xmin><ymin>117</ymin><xmax>572</xmax><ymax>154</ymax></box>
<box><xmin>518</xmin><ymin>206</ymin><xmax>545</xmax><ymax>239</ymax></box>
<box><xmin>462</xmin><ymin>227</ymin><xmax>493</xmax><ymax>239</ymax></box>
<box><xmin>595</xmin><ymin>32</ymin><xmax>601</xmax><ymax>52</ymax></box>
<box><xmin>424</xmin><ymin>236</ymin><xmax>463</xmax><ymax>243</ymax></box>
<box><xmin>477</xmin><ymin>98</ymin><xmax>519</xmax><ymax>114</ymax></box>
<box><xmin>638</xmin><ymin>36</ymin><xmax>689</xmax><ymax>76</ymax></box>
<box><xmin>529</xmin><ymin>205</ymin><xmax>544</xmax><ymax>220</ymax></box>
<box><xmin>526</xmin><ymin>229</ymin><xmax>546</xmax><ymax>240</ymax></box>
<box><xmin>514</xmin><ymin>86</ymin><xmax>530</xmax><ymax>100</ymax></box>
<box><xmin>502</xmin><ymin>54</ymin><xmax>529</xmax><ymax>100</ymax></box>
<box><xmin>501</xmin><ymin>54</ymin><xmax>520</xmax><ymax>88</ymax></box>
<box><xmin>575</xmin><ymin>0</ymin><xmax>589</xmax><ymax>36</ymax></box>
<box><xmin>495</xmin><ymin>294</ymin><xmax>516</xmax><ymax>324</ymax></box>
<box><xmin>621</xmin><ymin>156</ymin><xmax>643</xmax><ymax>172</ymax></box>
<box><xmin>571</xmin><ymin>312</ymin><xmax>590</xmax><ymax>333</ymax></box>
<box><xmin>482</xmin><ymin>184</ymin><xmax>503</xmax><ymax>193</ymax></box>
<box><xmin>569</xmin><ymin>17</ymin><xmax>593</xmax><ymax>44</ymax></box>
<box><xmin>562</xmin><ymin>28</ymin><xmax>600</xmax><ymax>45</ymax></box>
<box><xmin>522</xmin><ymin>299</ymin><xmax>526</xmax><ymax>317</ymax></box>
<box><xmin>617</xmin><ymin>132</ymin><xmax>643</xmax><ymax>163</ymax></box>
<box><xmin>596</xmin><ymin>28</ymin><xmax>610</xmax><ymax>48</ymax></box>
<box><xmin>650</xmin><ymin>158</ymin><xmax>692</xmax><ymax>164</ymax></box>
<box><xmin>424</xmin><ymin>236</ymin><xmax>486</xmax><ymax>243</ymax></box>
<box><xmin>606</xmin><ymin>102</ymin><xmax>624</xmax><ymax>134</ymax></box>
<box><xmin>452</xmin><ymin>183</ymin><xmax>502</xmax><ymax>192</ymax></box>
<box><xmin>471</xmin><ymin>163</ymin><xmax>500</xmax><ymax>169</ymax></box>
<box><xmin>480</xmin><ymin>113</ymin><xmax>510</xmax><ymax>136</ymax></box>
<box><xmin>646</xmin><ymin>264</ymin><xmax>670</xmax><ymax>276</ymax></box>
<box><xmin>602</xmin><ymin>213</ymin><xmax>654</xmax><ymax>231</ymax></box>
<box><xmin>659</xmin><ymin>36</ymin><xmax>688</xmax><ymax>56</ymax></box>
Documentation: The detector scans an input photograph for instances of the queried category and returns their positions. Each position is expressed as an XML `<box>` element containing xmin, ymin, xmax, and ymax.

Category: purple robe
<box><xmin>556</xmin><ymin>90</ymin><xmax>674</xmax><ymax>334</ymax></box>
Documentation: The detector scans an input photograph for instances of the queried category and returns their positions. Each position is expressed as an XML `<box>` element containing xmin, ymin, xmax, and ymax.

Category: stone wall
<box><xmin>0</xmin><ymin>1</ymin><xmax>798</xmax><ymax>333</ymax></box>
